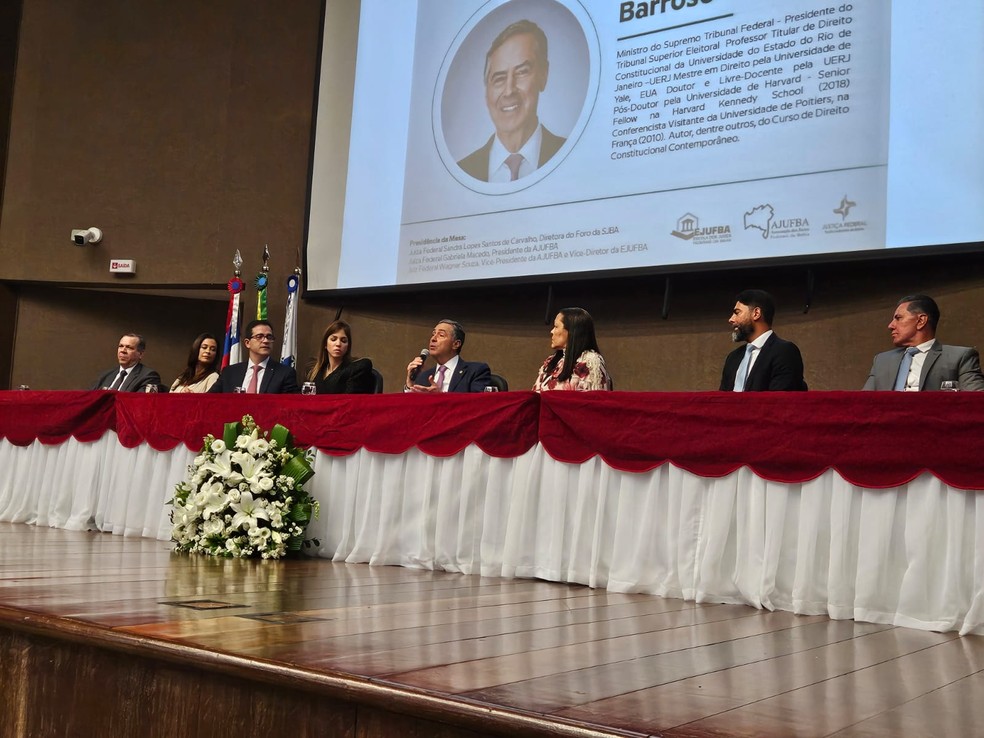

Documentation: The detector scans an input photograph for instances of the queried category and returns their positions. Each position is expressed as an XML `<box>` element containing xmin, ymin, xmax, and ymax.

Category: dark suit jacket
<box><xmin>313</xmin><ymin>358</ymin><xmax>375</xmax><ymax>395</ymax></box>
<box><xmin>863</xmin><ymin>340</ymin><xmax>984</xmax><ymax>391</ymax></box>
<box><xmin>457</xmin><ymin>126</ymin><xmax>566</xmax><ymax>182</ymax></box>
<box><xmin>413</xmin><ymin>358</ymin><xmax>492</xmax><ymax>393</ymax></box>
<box><xmin>91</xmin><ymin>363</ymin><xmax>162</xmax><ymax>392</ymax></box>
<box><xmin>719</xmin><ymin>333</ymin><xmax>807</xmax><ymax>391</ymax></box>
<box><xmin>208</xmin><ymin>360</ymin><xmax>300</xmax><ymax>394</ymax></box>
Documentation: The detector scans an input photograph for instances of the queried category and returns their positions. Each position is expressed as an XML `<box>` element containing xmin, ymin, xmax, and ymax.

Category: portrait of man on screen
<box><xmin>457</xmin><ymin>19</ymin><xmax>567</xmax><ymax>183</ymax></box>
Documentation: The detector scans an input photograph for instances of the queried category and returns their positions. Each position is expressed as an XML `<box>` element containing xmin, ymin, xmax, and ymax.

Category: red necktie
<box><xmin>246</xmin><ymin>364</ymin><xmax>260</xmax><ymax>394</ymax></box>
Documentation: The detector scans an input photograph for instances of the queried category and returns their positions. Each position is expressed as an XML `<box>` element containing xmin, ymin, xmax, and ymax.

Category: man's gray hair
<box><xmin>437</xmin><ymin>319</ymin><xmax>466</xmax><ymax>353</ymax></box>
<box><xmin>484</xmin><ymin>19</ymin><xmax>548</xmax><ymax>82</ymax></box>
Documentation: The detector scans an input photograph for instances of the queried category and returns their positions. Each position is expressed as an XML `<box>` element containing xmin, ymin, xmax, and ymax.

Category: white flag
<box><xmin>280</xmin><ymin>273</ymin><xmax>300</xmax><ymax>367</ymax></box>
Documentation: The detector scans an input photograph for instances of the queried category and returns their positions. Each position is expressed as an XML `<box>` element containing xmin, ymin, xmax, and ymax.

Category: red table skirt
<box><xmin>2</xmin><ymin>390</ymin><xmax>982</xmax><ymax>489</ymax></box>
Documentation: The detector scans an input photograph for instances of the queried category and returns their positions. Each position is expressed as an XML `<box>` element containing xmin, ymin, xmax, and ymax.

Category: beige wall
<box><xmin>2</xmin><ymin>1</ymin><xmax>984</xmax><ymax>392</ymax></box>
<box><xmin>0</xmin><ymin>1</ymin><xmax>321</xmax><ymax>286</ymax></box>
<box><xmin>10</xmin><ymin>286</ymin><xmax>227</xmax><ymax>390</ymax></box>
<box><xmin>295</xmin><ymin>260</ymin><xmax>984</xmax><ymax>393</ymax></box>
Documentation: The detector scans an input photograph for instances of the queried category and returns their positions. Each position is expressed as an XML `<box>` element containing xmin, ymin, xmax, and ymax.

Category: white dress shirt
<box><xmin>434</xmin><ymin>355</ymin><xmax>460</xmax><ymax>393</ymax></box>
<box><xmin>240</xmin><ymin>358</ymin><xmax>270</xmax><ymax>392</ymax></box>
<box><xmin>734</xmin><ymin>330</ymin><xmax>773</xmax><ymax>389</ymax></box>
<box><xmin>900</xmin><ymin>339</ymin><xmax>936</xmax><ymax>391</ymax></box>
<box><xmin>487</xmin><ymin>125</ymin><xmax>543</xmax><ymax>182</ymax></box>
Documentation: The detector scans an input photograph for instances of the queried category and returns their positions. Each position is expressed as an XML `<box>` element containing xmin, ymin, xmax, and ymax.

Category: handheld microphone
<box><xmin>408</xmin><ymin>349</ymin><xmax>429</xmax><ymax>380</ymax></box>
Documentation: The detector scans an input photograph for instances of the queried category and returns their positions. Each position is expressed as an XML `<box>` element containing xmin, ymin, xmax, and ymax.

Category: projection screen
<box><xmin>306</xmin><ymin>0</ymin><xmax>984</xmax><ymax>294</ymax></box>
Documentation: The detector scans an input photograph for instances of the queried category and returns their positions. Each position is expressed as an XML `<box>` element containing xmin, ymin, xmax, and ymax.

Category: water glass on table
<box><xmin>301</xmin><ymin>382</ymin><xmax>317</xmax><ymax>395</ymax></box>
<box><xmin>940</xmin><ymin>380</ymin><xmax>959</xmax><ymax>392</ymax></box>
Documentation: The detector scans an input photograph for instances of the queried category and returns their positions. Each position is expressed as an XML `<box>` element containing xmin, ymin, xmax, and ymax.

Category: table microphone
<box><xmin>408</xmin><ymin>349</ymin><xmax>429</xmax><ymax>380</ymax></box>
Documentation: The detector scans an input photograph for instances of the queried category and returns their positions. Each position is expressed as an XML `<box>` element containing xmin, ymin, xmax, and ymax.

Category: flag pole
<box><xmin>281</xmin><ymin>251</ymin><xmax>301</xmax><ymax>368</ymax></box>
<box><xmin>221</xmin><ymin>250</ymin><xmax>245</xmax><ymax>369</ymax></box>
<box><xmin>255</xmin><ymin>244</ymin><xmax>270</xmax><ymax>320</ymax></box>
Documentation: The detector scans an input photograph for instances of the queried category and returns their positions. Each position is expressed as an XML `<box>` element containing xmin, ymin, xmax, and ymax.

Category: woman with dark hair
<box><xmin>533</xmin><ymin>307</ymin><xmax>611</xmax><ymax>392</ymax></box>
<box><xmin>307</xmin><ymin>321</ymin><xmax>375</xmax><ymax>394</ymax></box>
<box><xmin>169</xmin><ymin>333</ymin><xmax>220</xmax><ymax>393</ymax></box>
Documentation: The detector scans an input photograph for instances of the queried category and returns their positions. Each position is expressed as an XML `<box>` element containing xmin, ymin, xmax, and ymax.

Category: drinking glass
<box><xmin>17</xmin><ymin>385</ymin><xmax>29</xmax><ymax>391</ymax></box>
<box><xmin>301</xmin><ymin>382</ymin><xmax>317</xmax><ymax>396</ymax></box>
<box><xmin>144</xmin><ymin>384</ymin><xmax>159</xmax><ymax>393</ymax></box>
<box><xmin>940</xmin><ymin>381</ymin><xmax>959</xmax><ymax>392</ymax></box>
<box><xmin>484</xmin><ymin>386</ymin><xmax>499</xmax><ymax>392</ymax></box>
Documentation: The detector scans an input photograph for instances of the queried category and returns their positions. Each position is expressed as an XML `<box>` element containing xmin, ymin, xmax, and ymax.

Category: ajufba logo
<box><xmin>671</xmin><ymin>213</ymin><xmax>731</xmax><ymax>245</ymax></box>
<box><xmin>744</xmin><ymin>203</ymin><xmax>810</xmax><ymax>240</ymax></box>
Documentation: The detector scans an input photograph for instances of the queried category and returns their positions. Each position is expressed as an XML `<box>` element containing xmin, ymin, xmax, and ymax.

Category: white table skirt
<box><xmin>1</xmin><ymin>435</ymin><xmax>981</xmax><ymax>635</ymax></box>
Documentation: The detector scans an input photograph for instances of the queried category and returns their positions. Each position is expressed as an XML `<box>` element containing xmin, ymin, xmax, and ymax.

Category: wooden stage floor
<box><xmin>1</xmin><ymin>523</ymin><xmax>983</xmax><ymax>737</ymax></box>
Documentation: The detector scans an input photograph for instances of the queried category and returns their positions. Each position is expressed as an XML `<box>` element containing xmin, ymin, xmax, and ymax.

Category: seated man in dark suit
<box><xmin>719</xmin><ymin>290</ymin><xmax>807</xmax><ymax>392</ymax></box>
<box><xmin>405</xmin><ymin>319</ymin><xmax>491</xmax><ymax>393</ymax></box>
<box><xmin>862</xmin><ymin>294</ymin><xmax>984</xmax><ymax>391</ymax></box>
<box><xmin>209</xmin><ymin>320</ymin><xmax>300</xmax><ymax>394</ymax></box>
<box><xmin>457</xmin><ymin>19</ymin><xmax>566</xmax><ymax>182</ymax></box>
<box><xmin>91</xmin><ymin>333</ymin><xmax>162</xmax><ymax>392</ymax></box>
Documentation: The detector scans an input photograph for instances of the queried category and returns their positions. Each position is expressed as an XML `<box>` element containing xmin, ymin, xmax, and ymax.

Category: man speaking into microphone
<box><xmin>405</xmin><ymin>319</ymin><xmax>492</xmax><ymax>393</ymax></box>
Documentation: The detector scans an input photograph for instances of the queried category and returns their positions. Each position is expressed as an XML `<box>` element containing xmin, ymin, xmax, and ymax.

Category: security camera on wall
<box><xmin>71</xmin><ymin>228</ymin><xmax>102</xmax><ymax>246</ymax></box>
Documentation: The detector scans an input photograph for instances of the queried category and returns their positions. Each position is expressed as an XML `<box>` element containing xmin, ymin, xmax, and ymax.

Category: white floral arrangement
<box><xmin>170</xmin><ymin>414</ymin><xmax>318</xmax><ymax>559</ymax></box>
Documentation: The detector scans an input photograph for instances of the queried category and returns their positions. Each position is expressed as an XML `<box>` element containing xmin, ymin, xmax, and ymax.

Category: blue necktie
<box><xmin>733</xmin><ymin>344</ymin><xmax>756</xmax><ymax>392</ymax></box>
<box><xmin>893</xmin><ymin>347</ymin><xmax>920</xmax><ymax>391</ymax></box>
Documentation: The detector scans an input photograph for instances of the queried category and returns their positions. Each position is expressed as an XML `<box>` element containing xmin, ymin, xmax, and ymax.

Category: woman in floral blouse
<box><xmin>533</xmin><ymin>307</ymin><xmax>612</xmax><ymax>392</ymax></box>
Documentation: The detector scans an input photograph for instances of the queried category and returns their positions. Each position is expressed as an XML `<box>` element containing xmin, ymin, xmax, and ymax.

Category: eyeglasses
<box><xmin>249</xmin><ymin>334</ymin><xmax>276</xmax><ymax>342</ymax></box>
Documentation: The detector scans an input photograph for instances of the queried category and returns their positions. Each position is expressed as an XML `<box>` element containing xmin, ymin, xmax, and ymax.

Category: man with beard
<box><xmin>719</xmin><ymin>289</ymin><xmax>807</xmax><ymax>392</ymax></box>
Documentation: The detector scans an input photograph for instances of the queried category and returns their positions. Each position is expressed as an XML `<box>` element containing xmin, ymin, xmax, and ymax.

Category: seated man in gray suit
<box><xmin>863</xmin><ymin>294</ymin><xmax>984</xmax><ymax>391</ymax></box>
<box><xmin>457</xmin><ymin>19</ymin><xmax>566</xmax><ymax>183</ymax></box>
<box><xmin>91</xmin><ymin>333</ymin><xmax>162</xmax><ymax>392</ymax></box>
<box><xmin>209</xmin><ymin>320</ymin><xmax>300</xmax><ymax>394</ymax></box>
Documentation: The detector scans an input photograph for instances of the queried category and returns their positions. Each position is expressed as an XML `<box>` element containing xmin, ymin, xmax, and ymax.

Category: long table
<box><xmin>2</xmin><ymin>391</ymin><xmax>983</xmax><ymax>634</ymax></box>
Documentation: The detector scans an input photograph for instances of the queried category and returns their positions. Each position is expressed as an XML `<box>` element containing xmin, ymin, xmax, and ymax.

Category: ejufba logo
<box><xmin>671</xmin><ymin>213</ymin><xmax>731</xmax><ymax>245</ymax></box>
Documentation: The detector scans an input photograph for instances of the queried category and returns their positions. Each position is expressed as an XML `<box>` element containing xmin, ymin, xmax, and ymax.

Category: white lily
<box><xmin>201</xmin><ymin>482</ymin><xmax>228</xmax><ymax>520</ymax></box>
<box><xmin>172</xmin><ymin>504</ymin><xmax>197</xmax><ymax>528</ymax></box>
<box><xmin>230</xmin><ymin>492</ymin><xmax>270</xmax><ymax>531</ymax></box>
<box><xmin>231</xmin><ymin>451</ymin><xmax>270</xmax><ymax>492</ymax></box>
<box><xmin>203</xmin><ymin>450</ymin><xmax>233</xmax><ymax>478</ymax></box>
